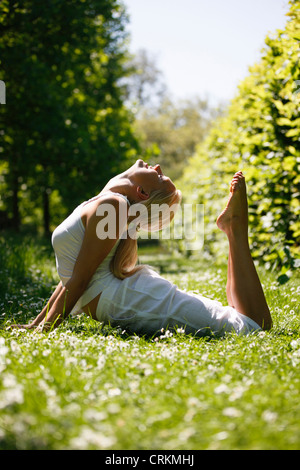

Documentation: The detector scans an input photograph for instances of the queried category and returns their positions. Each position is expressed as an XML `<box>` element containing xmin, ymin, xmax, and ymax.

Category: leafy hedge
<box><xmin>177</xmin><ymin>0</ymin><xmax>300</xmax><ymax>272</ymax></box>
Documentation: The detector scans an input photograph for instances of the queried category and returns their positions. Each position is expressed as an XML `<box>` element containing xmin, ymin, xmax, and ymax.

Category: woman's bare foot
<box><xmin>216</xmin><ymin>172</ymin><xmax>248</xmax><ymax>236</ymax></box>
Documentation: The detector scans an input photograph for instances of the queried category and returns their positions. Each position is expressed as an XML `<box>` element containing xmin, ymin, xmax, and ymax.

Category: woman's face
<box><xmin>132</xmin><ymin>159</ymin><xmax>176</xmax><ymax>195</ymax></box>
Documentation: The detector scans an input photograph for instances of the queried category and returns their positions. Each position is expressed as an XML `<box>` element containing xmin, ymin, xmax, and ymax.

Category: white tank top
<box><xmin>51</xmin><ymin>192</ymin><xmax>130</xmax><ymax>314</ymax></box>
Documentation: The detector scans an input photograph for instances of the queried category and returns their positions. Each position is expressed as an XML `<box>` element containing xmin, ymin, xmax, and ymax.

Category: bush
<box><xmin>177</xmin><ymin>0</ymin><xmax>300</xmax><ymax>272</ymax></box>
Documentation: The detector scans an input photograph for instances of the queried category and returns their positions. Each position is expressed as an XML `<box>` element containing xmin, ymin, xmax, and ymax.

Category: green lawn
<box><xmin>0</xmin><ymin>234</ymin><xmax>299</xmax><ymax>450</ymax></box>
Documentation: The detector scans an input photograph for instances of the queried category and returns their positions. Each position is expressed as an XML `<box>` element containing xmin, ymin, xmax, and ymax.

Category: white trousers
<box><xmin>96</xmin><ymin>266</ymin><xmax>260</xmax><ymax>337</ymax></box>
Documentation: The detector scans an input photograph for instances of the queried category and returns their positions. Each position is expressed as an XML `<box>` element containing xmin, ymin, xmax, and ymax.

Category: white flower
<box><xmin>229</xmin><ymin>385</ymin><xmax>247</xmax><ymax>402</ymax></box>
<box><xmin>214</xmin><ymin>431</ymin><xmax>229</xmax><ymax>441</ymax></box>
<box><xmin>0</xmin><ymin>337</ymin><xmax>8</xmax><ymax>358</ymax></box>
<box><xmin>223</xmin><ymin>407</ymin><xmax>242</xmax><ymax>418</ymax></box>
<box><xmin>96</xmin><ymin>354</ymin><xmax>106</xmax><ymax>369</ymax></box>
<box><xmin>108</xmin><ymin>387</ymin><xmax>121</xmax><ymax>397</ymax></box>
<box><xmin>0</xmin><ymin>378</ymin><xmax>24</xmax><ymax>409</ymax></box>
<box><xmin>70</xmin><ymin>427</ymin><xmax>116</xmax><ymax>449</ymax></box>
<box><xmin>3</xmin><ymin>373</ymin><xmax>18</xmax><ymax>388</ymax></box>
<box><xmin>214</xmin><ymin>384</ymin><xmax>230</xmax><ymax>395</ymax></box>
<box><xmin>262</xmin><ymin>410</ymin><xmax>278</xmax><ymax>423</ymax></box>
<box><xmin>290</xmin><ymin>339</ymin><xmax>300</xmax><ymax>349</ymax></box>
<box><xmin>187</xmin><ymin>397</ymin><xmax>200</xmax><ymax>407</ymax></box>
<box><xmin>176</xmin><ymin>327</ymin><xmax>185</xmax><ymax>334</ymax></box>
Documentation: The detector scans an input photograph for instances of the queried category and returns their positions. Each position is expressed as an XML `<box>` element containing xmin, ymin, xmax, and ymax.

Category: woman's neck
<box><xmin>100</xmin><ymin>174</ymin><xmax>137</xmax><ymax>204</ymax></box>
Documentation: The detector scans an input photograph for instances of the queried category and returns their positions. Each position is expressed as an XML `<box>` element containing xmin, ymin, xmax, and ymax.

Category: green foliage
<box><xmin>177</xmin><ymin>0</ymin><xmax>300</xmax><ymax>271</ymax></box>
<box><xmin>124</xmin><ymin>49</ymin><xmax>223</xmax><ymax>181</ymax></box>
<box><xmin>134</xmin><ymin>96</ymin><xmax>219</xmax><ymax>181</ymax></box>
<box><xmin>0</xmin><ymin>0</ymin><xmax>139</xmax><ymax>232</ymax></box>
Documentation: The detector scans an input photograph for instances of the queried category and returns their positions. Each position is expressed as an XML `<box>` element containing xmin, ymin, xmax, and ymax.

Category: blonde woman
<box><xmin>15</xmin><ymin>160</ymin><xmax>272</xmax><ymax>336</ymax></box>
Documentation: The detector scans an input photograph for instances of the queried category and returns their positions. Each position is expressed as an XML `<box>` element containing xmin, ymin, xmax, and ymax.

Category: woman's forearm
<box><xmin>38</xmin><ymin>277</ymin><xmax>87</xmax><ymax>330</ymax></box>
<box><xmin>30</xmin><ymin>281</ymin><xmax>63</xmax><ymax>327</ymax></box>
<box><xmin>39</xmin><ymin>286</ymin><xmax>70</xmax><ymax>329</ymax></box>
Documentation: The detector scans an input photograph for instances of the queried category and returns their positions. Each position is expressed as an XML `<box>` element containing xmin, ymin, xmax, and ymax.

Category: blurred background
<box><xmin>125</xmin><ymin>0</ymin><xmax>289</xmax><ymax>105</ymax></box>
<box><xmin>0</xmin><ymin>0</ymin><xmax>299</xmax><ymax>271</ymax></box>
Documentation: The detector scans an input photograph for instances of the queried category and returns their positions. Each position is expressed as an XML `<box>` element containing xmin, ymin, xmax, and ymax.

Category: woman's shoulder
<box><xmin>81</xmin><ymin>193</ymin><xmax>129</xmax><ymax>229</ymax></box>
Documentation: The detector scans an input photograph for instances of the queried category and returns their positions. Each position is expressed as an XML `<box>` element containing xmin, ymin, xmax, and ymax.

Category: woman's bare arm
<box><xmin>23</xmin><ymin>195</ymin><xmax>128</xmax><ymax>331</ymax></box>
<box><xmin>31</xmin><ymin>281</ymin><xmax>64</xmax><ymax>327</ymax></box>
<box><xmin>36</xmin><ymin>275</ymin><xmax>90</xmax><ymax>330</ymax></box>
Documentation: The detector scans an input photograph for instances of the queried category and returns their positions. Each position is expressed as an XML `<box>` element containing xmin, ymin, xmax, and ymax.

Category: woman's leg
<box><xmin>226</xmin><ymin>247</ymin><xmax>234</xmax><ymax>308</ymax></box>
<box><xmin>217</xmin><ymin>172</ymin><xmax>272</xmax><ymax>330</ymax></box>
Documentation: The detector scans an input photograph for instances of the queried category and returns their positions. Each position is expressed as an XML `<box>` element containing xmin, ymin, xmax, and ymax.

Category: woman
<box><xmin>14</xmin><ymin>159</ymin><xmax>272</xmax><ymax>336</ymax></box>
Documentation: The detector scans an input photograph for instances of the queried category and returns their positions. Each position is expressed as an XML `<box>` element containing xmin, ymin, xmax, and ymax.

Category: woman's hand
<box><xmin>8</xmin><ymin>322</ymin><xmax>52</xmax><ymax>333</ymax></box>
<box><xmin>7</xmin><ymin>323</ymin><xmax>35</xmax><ymax>330</ymax></box>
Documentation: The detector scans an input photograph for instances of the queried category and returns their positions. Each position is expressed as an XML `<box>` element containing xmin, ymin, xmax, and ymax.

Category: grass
<box><xmin>0</xmin><ymin>233</ymin><xmax>300</xmax><ymax>450</ymax></box>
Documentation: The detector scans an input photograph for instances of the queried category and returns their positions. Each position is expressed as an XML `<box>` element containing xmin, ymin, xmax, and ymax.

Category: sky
<box><xmin>123</xmin><ymin>0</ymin><xmax>290</xmax><ymax>105</ymax></box>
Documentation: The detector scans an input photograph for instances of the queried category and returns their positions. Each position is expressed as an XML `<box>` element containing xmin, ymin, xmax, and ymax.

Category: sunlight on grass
<box><xmin>0</xmin><ymin>236</ymin><xmax>299</xmax><ymax>449</ymax></box>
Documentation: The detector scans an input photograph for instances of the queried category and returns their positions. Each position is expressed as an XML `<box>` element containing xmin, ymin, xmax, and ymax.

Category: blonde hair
<box><xmin>110</xmin><ymin>187</ymin><xmax>182</xmax><ymax>280</ymax></box>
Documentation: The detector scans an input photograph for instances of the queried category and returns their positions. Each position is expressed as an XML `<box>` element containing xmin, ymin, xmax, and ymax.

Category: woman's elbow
<box><xmin>65</xmin><ymin>274</ymin><xmax>88</xmax><ymax>298</ymax></box>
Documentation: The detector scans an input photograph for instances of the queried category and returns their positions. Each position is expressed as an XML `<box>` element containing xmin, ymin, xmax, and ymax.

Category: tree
<box><xmin>124</xmin><ymin>49</ymin><xmax>222</xmax><ymax>181</ymax></box>
<box><xmin>0</xmin><ymin>0</ymin><xmax>139</xmax><ymax>233</ymax></box>
<box><xmin>124</xmin><ymin>48</ymin><xmax>167</xmax><ymax>110</ymax></box>
<box><xmin>135</xmin><ymin>96</ymin><xmax>220</xmax><ymax>181</ymax></box>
